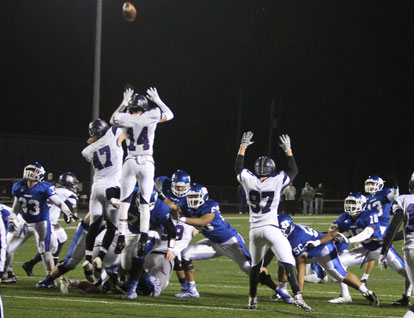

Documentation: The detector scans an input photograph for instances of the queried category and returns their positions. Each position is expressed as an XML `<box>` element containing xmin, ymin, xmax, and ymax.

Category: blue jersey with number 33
<box><xmin>12</xmin><ymin>180</ymin><xmax>56</xmax><ymax>223</ymax></box>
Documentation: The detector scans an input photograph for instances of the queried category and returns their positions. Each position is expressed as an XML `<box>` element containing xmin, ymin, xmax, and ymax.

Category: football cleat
<box><xmin>181</xmin><ymin>281</ymin><xmax>189</xmax><ymax>292</ymax></box>
<box><xmin>36</xmin><ymin>278</ymin><xmax>57</xmax><ymax>289</ymax></box>
<box><xmin>82</xmin><ymin>260</ymin><xmax>94</xmax><ymax>282</ymax></box>
<box><xmin>328</xmin><ymin>296</ymin><xmax>352</xmax><ymax>304</ymax></box>
<box><xmin>363</xmin><ymin>290</ymin><xmax>380</xmax><ymax>307</ymax></box>
<box><xmin>293</xmin><ymin>293</ymin><xmax>313</xmax><ymax>312</ymax></box>
<box><xmin>149</xmin><ymin>275</ymin><xmax>162</xmax><ymax>297</ymax></box>
<box><xmin>22</xmin><ymin>262</ymin><xmax>34</xmax><ymax>277</ymax></box>
<box><xmin>93</xmin><ymin>257</ymin><xmax>103</xmax><ymax>281</ymax></box>
<box><xmin>175</xmin><ymin>287</ymin><xmax>200</xmax><ymax>298</ymax></box>
<box><xmin>247</xmin><ymin>296</ymin><xmax>258</xmax><ymax>309</ymax></box>
<box><xmin>1</xmin><ymin>271</ymin><xmax>17</xmax><ymax>284</ymax></box>
<box><xmin>392</xmin><ymin>294</ymin><xmax>409</xmax><ymax>306</ymax></box>
<box><xmin>273</xmin><ymin>288</ymin><xmax>294</xmax><ymax>304</ymax></box>
<box><xmin>122</xmin><ymin>280</ymin><xmax>138</xmax><ymax>300</ymax></box>
<box><xmin>59</xmin><ymin>276</ymin><xmax>71</xmax><ymax>294</ymax></box>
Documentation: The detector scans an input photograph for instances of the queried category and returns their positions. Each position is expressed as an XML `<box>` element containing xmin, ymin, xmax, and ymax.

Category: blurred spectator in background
<box><xmin>283</xmin><ymin>182</ymin><xmax>297</xmax><ymax>215</ymax></box>
<box><xmin>313</xmin><ymin>183</ymin><xmax>325</xmax><ymax>214</ymax></box>
<box><xmin>238</xmin><ymin>185</ymin><xmax>249</xmax><ymax>214</ymax></box>
<box><xmin>301</xmin><ymin>182</ymin><xmax>313</xmax><ymax>215</ymax></box>
<box><xmin>46</xmin><ymin>172</ymin><xmax>55</xmax><ymax>185</ymax></box>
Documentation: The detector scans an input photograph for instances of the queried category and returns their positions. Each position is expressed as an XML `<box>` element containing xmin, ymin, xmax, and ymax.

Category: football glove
<box><xmin>122</xmin><ymin>87</ymin><xmax>134</xmax><ymax>106</ymax></box>
<box><xmin>169</xmin><ymin>209</ymin><xmax>180</xmax><ymax>222</ymax></box>
<box><xmin>378</xmin><ymin>254</ymin><xmax>388</xmax><ymax>271</ymax></box>
<box><xmin>8</xmin><ymin>218</ymin><xmax>16</xmax><ymax>232</ymax></box>
<box><xmin>114</xmin><ymin>235</ymin><xmax>126</xmax><ymax>254</ymax></box>
<box><xmin>305</xmin><ymin>240</ymin><xmax>321</xmax><ymax>248</ymax></box>
<box><xmin>154</xmin><ymin>177</ymin><xmax>163</xmax><ymax>193</ymax></box>
<box><xmin>334</xmin><ymin>232</ymin><xmax>350</xmax><ymax>244</ymax></box>
<box><xmin>137</xmin><ymin>233</ymin><xmax>148</xmax><ymax>257</ymax></box>
<box><xmin>64</xmin><ymin>213</ymin><xmax>79</xmax><ymax>224</ymax></box>
<box><xmin>279</xmin><ymin>134</ymin><xmax>292</xmax><ymax>152</ymax></box>
<box><xmin>146</xmin><ymin>87</ymin><xmax>162</xmax><ymax>105</ymax></box>
<box><xmin>240</xmin><ymin>131</ymin><xmax>254</xmax><ymax>148</ymax></box>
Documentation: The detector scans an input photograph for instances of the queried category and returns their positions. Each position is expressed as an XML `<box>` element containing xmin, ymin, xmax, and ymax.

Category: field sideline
<box><xmin>1</xmin><ymin>214</ymin><xmax>409</xmax><ymax>318</ymax></box>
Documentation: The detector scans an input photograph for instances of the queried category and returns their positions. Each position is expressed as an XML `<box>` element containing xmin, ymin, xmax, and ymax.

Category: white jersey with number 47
<box><xmin>237</xmin><ymin>169</ymin><xmax>290</xmax><ymax>228</ymax></box>
<box><xmin>81</xmin><ymin>126</ymin><xmax>124</xmax><ymax>188</ymax></box>
<box><xmin>113</xmin><ymin>108</ymin><xmax>162</xmax><ymax>157</ymax></box>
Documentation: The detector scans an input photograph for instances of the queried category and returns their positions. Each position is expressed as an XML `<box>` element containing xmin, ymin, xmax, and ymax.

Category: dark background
<box><xmin>0</xmin><ymin>1</ymin><xmax>412</xmax><ymax>199</ymax></box>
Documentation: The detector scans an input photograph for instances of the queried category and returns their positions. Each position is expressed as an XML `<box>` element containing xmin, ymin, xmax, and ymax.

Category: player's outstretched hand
<box><xmin>169</xmin><ymin>209</ymin><xmax>180</xmax><ymax>222</ymax></box>
<box><xmin>122</xmin><ymin>87</ymin><xmax>134</xmax><ymax>106</ymax></box>
<box><xmin>146</xmin><ymin>87</ymin><xmax>162</xmax><ymax>104</ymax></box>
<box><xmin>240</xmin><ymin>131</ymin><xmax>254</xmax><ymax>148</ymax></box>
<box><xmin>279</xmin><ymin>134</ymin><xmax>292</xmax><ymax>152</ymax></box>
<box><xmin>305</xmin><ymin>240</ymin><xmax>321</xmax><ymax>248</ymax></box>
<box><xmin>8</xmin><ymin>218</ymin><xmax>16</xmax><ymax>232</ymax></box>
<box><xmin>378</xmin><ymin>254</ymin><xmax>388</xmax><ymax>271</ymax></box>
<box><xmin>334</xmin><ymin>232</ymin><xmax>349</xmax><ymax>244</ymax></box>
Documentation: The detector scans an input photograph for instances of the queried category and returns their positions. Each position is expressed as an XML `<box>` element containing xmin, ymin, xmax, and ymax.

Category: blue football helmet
<box><xmin>59</xmin><ymin>172</ymin><xmax>79</xmax><ymax>193</ymax></box>
<box><xmin>254</xmin><ymin>156</ymin><xmax>276</xmax><ymax>177</ymax></box>
<box><xmin>135</xmin><ymin>188</ymin><xmax>158</xmax><ymax>211</ymax></box>
<box><xmin>278</xmin><ymin>214</ymin><xmax>295</xmax><ymax>237</ymax></box>
<box><xmin>364</xmin><ymin>175</ymin><xmax>384</xmax><ymax>195</ymax></box>
<box><xmin>23</xmin><ymin>162</ymin><xmax>45</xmax><ymax>182</ymax></box>
<box><xmin>344</xmin><ymin>192</ymin><xmax>367</xmax><ymax>216</ymax></box>
<box><xmin>186</xmin><ymin>183</ymin><xmax>209</xmax><ymax>209</ymax></box>
<box><xmin>127</xmin><ymin>93</ymin><xmax>150</xmax><ymax>113</ymax></box>
<box><xmin>88</xmin><ymin>119</ymin><xmax>109</xmax><ymax>138</ymax></box>
<box><xmin>171</xmin><ymin>170</ymin><xmax>191</xmax><ymax>197</ymax></box>
<box><xmin>409</xmin><ymin>172</ymin><xmax>414</xmax><ymax>194</ymax></box>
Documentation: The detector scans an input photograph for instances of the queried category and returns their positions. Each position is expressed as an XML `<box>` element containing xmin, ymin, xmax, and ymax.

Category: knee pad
<box><xmin>181</xmin><ymin>259</ymin><xmax>194</xmax><ymax>271</ymax></box>
<box><xmin>173</xmin><ymin>257</ymin><xmax>183</xmax><ymax>271</ymax></box>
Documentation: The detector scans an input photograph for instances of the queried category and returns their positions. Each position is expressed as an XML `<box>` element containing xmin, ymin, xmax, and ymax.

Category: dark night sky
<box><xmin>1</xmin><ymin>1</ymin><xmax>412</xmax><ymax>198</ymax></box>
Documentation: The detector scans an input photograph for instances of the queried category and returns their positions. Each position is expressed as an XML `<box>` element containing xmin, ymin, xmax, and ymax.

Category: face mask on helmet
<box><xmin>186</xmin><ymin>184</ymin><xmax>208</xmax><ymax>209</ymax></box>
<box><xmin>135</xmin><ymin>190</ymin><xmax>158</xmax><ymax>211</ymax></box>
<box><xmin>59</xmin><ymin>172</ymin><xmax>79</xmax><ymax>192</ymax></box>
<box><xmin>364</xmin><ymin>175</ymin><xmax>384</xmax><ymax>195</ymax></box>
<box><xmin>171</xmin><ymin>170</ymin><xmax>191</xmax><ymax>197</ymax></box>
<box><xmin>88</xmin><ymin>119</ymin><xmax>109</xmax><ymax>138</ymax></box>
<box><xmin>254</xmin><ymin>156</ymin><xmax>276</xmax><ymax>177</ymax></box>
<box><xmin>23</xmin><ymin>163</ymin><xmax>45</xmax><ymax>182</ymax></box>
<box><xmin>127</xmin><ymin>93</ymin><xmax>149</xmax><ymax>113</ymax></box>
<box><xmin>278</xmin><ymin>214</ymin><xmax>294</xmax><ymax>237</ymax></box>
<box><xmin>344</xmin><ymin>192</ymin><xmax>367</xmax><ymax>216</ymax></box>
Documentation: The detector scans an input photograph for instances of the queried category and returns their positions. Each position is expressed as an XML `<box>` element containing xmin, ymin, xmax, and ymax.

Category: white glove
<box><xmin>146</xmin><ymin>87</ymin><xmax>162</xmax><ymax>104</ymax></box>
<box><xmin>378</xmin><ymin>254</ymin><xmax>388</xmax><ymax>271</ymax></box>
<box><xmin>122</xmin><ymin>88</ymin><xmax>134</xmax><ymax>106</ymax></box>
<box><xmin>335</xmin><ymin>232</ymin><xmax>350</xmax><ymax>244</ymax></box>
<box><xmin>8</xmin><ymin>218</ymin><xmax>16</xmax><ymax>232</ymax></box>
<box><xmin>305</xmin><ymin>239</ymin><xmax>321</xmax><ymax>248</ymax></box>
<box><xmin>155</xmin><ymin>177</ymin><xmax>163</xmax><ymax>193</ymax></box>
<box><xmin>240</xmin><ymin>131</ymin><xmax>254</xmax><ymax>148</ymax></box>
<box><xmin>279</xmin><ymin>134</ymin><xmax>292</xmax><ymax>152</ymax></box>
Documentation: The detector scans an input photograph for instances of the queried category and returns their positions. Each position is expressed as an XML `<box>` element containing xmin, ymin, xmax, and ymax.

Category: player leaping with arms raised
<box><xmin>235</xmin><ymin>131</ymin><xmax>312</xmax><ymax>312</ymax></box>
<box><xmin>110</xmin><ymin>86</ymin><xmax>174</xmax><ymax>257</ymax></box>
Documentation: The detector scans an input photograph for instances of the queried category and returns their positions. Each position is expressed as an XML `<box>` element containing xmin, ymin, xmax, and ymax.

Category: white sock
<box><xmin>340</xmin><ymin>282</ymin><xmax>351</xmax><ymax>298</ymax></box>
<box><xmin>359</xmin><ymin>284</ymin><xmax>368</xmax><ymax>294</ymax></box>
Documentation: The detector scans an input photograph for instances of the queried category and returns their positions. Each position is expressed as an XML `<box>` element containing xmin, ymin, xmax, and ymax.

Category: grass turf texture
<box><xmin>2</xmin><ymin>214</ymin><xmax>409</xmax><ymax>318</ymax></box>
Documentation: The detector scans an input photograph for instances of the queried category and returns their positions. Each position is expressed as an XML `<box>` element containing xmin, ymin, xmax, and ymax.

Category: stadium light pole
<box><xmin>92</xmin><ymin>0</ymin><xmax>103</xmax><ymax>120</ymax></box>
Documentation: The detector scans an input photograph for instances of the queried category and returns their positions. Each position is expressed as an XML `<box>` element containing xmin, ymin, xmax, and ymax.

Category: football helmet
<box><xmin>186</xmin><ymin>183</ymin><xmax>209</xmax><ymax>209</ymax></box>
<box><xmin>127</xmin><ymin>93</ymin><xmax>150</xmax><ymax>113</ymax></box>
<box><xmin>278</xmin><ymin>214</ymin><xmax>295</xmax><ymax>237</ymax></box>
<box><xmin>409</xmin><ymin>172</ymin><xmax>414</xmax><ymax>194</ymax></box>
<box><xmin>171</xmin><ymin>170</ymin><xmax>191</xmax><ymax>197</ymax></box>
<box><xmin>344</xmin><ymin>192</ymin><xmax>367</xmax><ymax>216</ymax></box>
<box><xmin>364</xmin><ymin>175</ymin><xmax>384</xmax><ymax>195</ymax></box>
<box><xmin>88</xmin><ymin>119</ymin><xmax>109</xmax><ymax>138</ymax></box>
<box><xmin>254</xmin><ymin>156</ymin><xmax>276</xmax><ymax>177</ymax></box>
<box><xmin>58</xmin><ymin>172</ymin><xmax>79</xmax><ymax>193</ymax></box>
<box><xmin>135</xmin><ymin>189</ymin><xmax>158</xmax><ymax>211</ymax></box>
<box><xmin>23</xmin><ymin>162</ymin><xmax>45</xmax><ymax>182</ymax></box>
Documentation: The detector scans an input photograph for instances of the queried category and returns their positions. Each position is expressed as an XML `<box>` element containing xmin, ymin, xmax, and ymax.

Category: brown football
<box><xmin>122</xmin><ymin>2</ymin><xmax>136</xmax><ymax>22</ymax></box>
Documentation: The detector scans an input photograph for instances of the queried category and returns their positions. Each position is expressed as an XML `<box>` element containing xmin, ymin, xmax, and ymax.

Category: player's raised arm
<box><xmin>279</xmin><ymin>134</ymin><xmax>298</xmax><ymax>181</ymax></box>
<box><xmin>235</xmin><ymin>131</ymin><xmax>254</xmax><ymax>175</ymax></box>
<box><xmin>146</xmin><ymin>87</ymin><xmax>174</xmax><ymax>122</ymax></box>
<box><xmin>110</xmin><ymin>87</ymin><xmax>134</xmax><ymax>126</ymax></box>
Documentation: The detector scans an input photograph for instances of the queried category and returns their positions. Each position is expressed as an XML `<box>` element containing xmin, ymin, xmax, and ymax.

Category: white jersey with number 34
<box><xmin>237</xmin><ymin>169</ymin><xmax>290</xmax><ymax>228</ymax></box>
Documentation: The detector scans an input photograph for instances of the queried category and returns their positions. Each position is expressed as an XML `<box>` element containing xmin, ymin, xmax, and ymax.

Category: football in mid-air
<box><xmin>122</xmin><ymin>2</ymin><xmax>136</xmax><ymax>22</ymax></box>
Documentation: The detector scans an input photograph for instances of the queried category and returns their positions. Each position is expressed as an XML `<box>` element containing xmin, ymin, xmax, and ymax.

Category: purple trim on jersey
<box><xmin>122</xmin><ymin>192</ymin><xmax>134</xmax><ymax>203</ymax></box>
<box><xmin>45</xmin><ymin>219</ymin><xmax>52</xmax><ymax>252</ymax></box>
<box><xmin>111</xmin><ymin>126</ymin><xmax>118</xmax><ymax>135</ymax></box>
<box><xmin>139</xmin><ymin>194</ymin><xmax>149</xmax><ymax>205</ymax></box>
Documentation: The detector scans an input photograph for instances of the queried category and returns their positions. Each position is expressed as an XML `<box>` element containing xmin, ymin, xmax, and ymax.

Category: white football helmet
<box><xmin>23</xmin><ymin>162</ymin><xmax>45</xmax><ymax>182</ymax></box>
<box><xmin>344</xmin><ymin>192</ymin><xmax>367</xmax><ymax>216</ymax></box>
<box><xmin>364</xmin><ymin>175</ymin><xmax>384</xmax><ymax>195</ymax></box>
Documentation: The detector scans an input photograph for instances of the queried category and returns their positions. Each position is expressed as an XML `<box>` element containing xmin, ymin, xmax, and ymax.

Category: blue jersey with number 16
<box><xmin>12</xmin><ymin>180</ymin><xmax>56</xmax><ymax>223</ymax></box>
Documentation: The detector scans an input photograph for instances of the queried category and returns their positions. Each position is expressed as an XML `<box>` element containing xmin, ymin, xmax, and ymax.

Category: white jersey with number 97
<box><xmin>237</xmin><ymin>169</ymin><xmax>290</xmax><ymax>228</ymax></box>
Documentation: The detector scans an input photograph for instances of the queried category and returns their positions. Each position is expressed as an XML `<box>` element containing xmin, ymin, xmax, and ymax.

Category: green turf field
<box><xmin>1</xmin><ymin>214</ymin><xmax>409</xmax><ymax>318</ymax></box>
